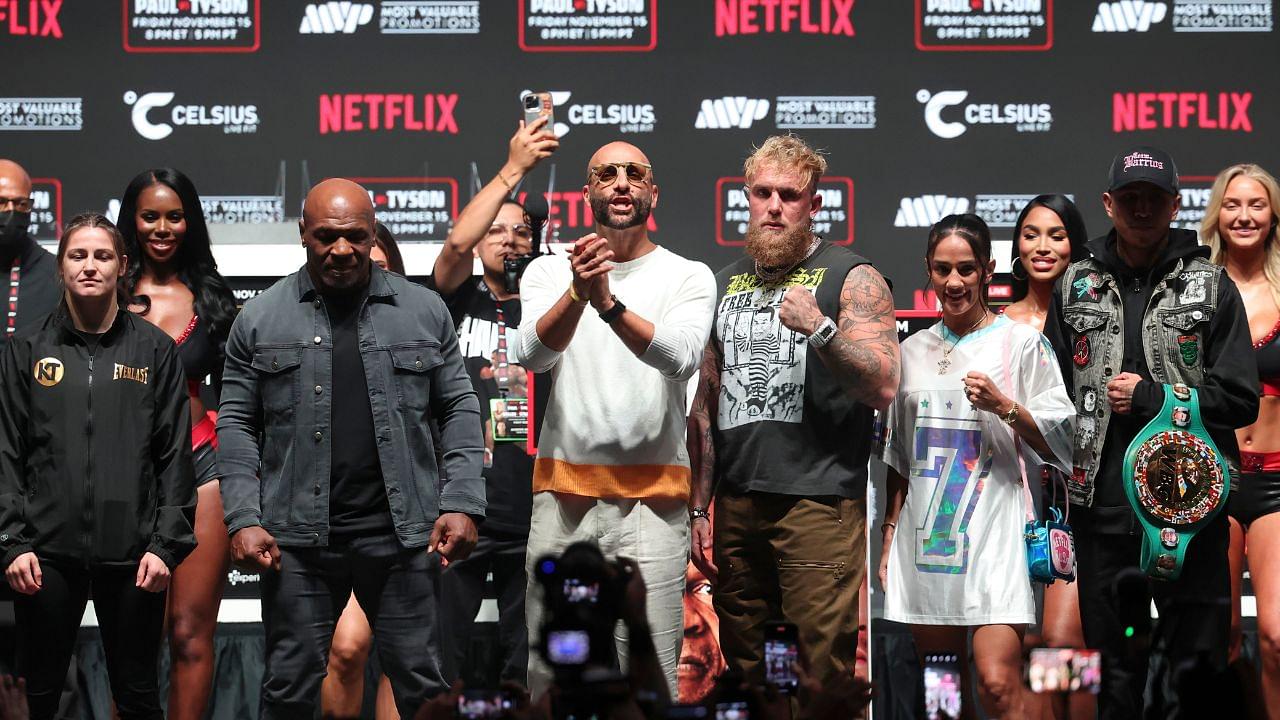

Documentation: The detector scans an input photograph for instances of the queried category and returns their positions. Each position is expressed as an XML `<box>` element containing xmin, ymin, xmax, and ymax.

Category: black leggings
<box><xmin>15</xmin><ymin>559</ymin><xmax>166</xmax><ymax>720</ymax></box>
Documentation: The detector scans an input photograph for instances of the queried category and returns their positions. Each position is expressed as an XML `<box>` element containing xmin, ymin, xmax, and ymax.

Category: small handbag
<box><xmin>999</xmin><ymin>327</ymin><xmax>1076</xmax><ymax>585</ymax></box>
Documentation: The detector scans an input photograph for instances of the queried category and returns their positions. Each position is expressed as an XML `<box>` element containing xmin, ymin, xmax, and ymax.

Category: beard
<box><xmin>745</xmin><ymin>221</ymin><xmax>812</xmax><ymax>269</ymax></box>
<box><xmin>589</xmin><ymin>191</ymin><xmax>652</xmax><ymax>230</ymax></box>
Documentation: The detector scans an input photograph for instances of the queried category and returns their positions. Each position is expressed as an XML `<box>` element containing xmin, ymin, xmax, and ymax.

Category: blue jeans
<box><xmin>259</xmin><ymin>533</ymin><xmax>445</xmax><ymax>719</ymax></box>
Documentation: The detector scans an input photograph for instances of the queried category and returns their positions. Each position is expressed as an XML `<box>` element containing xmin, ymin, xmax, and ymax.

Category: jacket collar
<box><xmin>54</xmin><ymin>303</ymin><xmax>132</xmax><ymax>346</ymax></box>
<box><xmin>295</xmin><ymin>264</ymin><xmax>398</xmax><ymax>303</ymax></box>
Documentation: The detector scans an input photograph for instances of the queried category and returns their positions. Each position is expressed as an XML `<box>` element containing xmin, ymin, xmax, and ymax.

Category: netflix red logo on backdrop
<box><xmin>349</xmin><ymin>177</ymin><xmax>458</xmax><ymax>241</ymax></box>
<box><xmin>715</xmin><ymin>176</ymin><xmax>854</xmax><ymax>247</ymax></box>
<box><xmin>1112</xmin><ymin>91</ymin><xmax>1253</xmax><ymax>132</ymax></box>
<box><xmin>0</xmin><ymin>0</ymin><xmax>63</xmax><ymax>38</ymax></box>
<box><xmin>28</xmin><ymin>178</ymin><xmax>62</xmax><ymax>242</ymax></box>
<box><xmin>319</xmin><ymin>94</ymin><xmax>459</xmax><ymax>134</ymax></box>
<box><xmin>715</xmin><ymin>0</ymin><xmax>856</xmax><ymax>37</ymax></box>
<box><xmin>519</xmin><ymin>0</ymin><xmax>657</xmax><ymax>52</ymax></box>
<box><xmin>123</xmin><ymin>0</ymin><xmax>260</xmax><ymax>53</ymax></box>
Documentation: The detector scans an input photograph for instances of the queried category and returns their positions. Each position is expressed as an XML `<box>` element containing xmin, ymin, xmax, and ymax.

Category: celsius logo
<box><xmin>895</xmin><ymin>195</ymin><xmax>971</xmax><ymax>228</ymax></box>
<box><xmin>715</xmin><ymin>0</ymin><xmax>856</xmax><ymax>37</ymax></box>
<box><xmin>1112</xmin><ymin>92</ymin><xmax>1252</xmax><ymax>132</ymax></box>
<box><xmin>519</xmin><ymin>91</ymin><xmax>655</xmax><ymax>136</ymax></box>
<box><xmin>917</xmin><ymin>89</ymin><xmax>1052</xmax><ymax>139</ymax></box>
<box><xmin>0</xmin><ymin>0</ymin><xmax>63</xmax><ymax>38</ymax></box>
<box><xmin>695</xmin><ymin>97</ymin><xmax>770</xmax><ymax>130</ymax></box>
<box><xmin>123</xmin><ymin>90</ymin><xmax>259</xmax><ymax>141</ymax></box>
<box><xmin>299</xmin><ymin>2</ymin><xmax>373</xmax><ymax>33</ymax></box>
<box><xmin>1093</xmin><ymin>1</ymin><xmax>1166</xmax><ymax>31</ymax></box>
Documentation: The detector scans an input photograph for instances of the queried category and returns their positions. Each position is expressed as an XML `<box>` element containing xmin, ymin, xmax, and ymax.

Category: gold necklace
<box><xmin>937</xmin><ymin>310</ymin><xmax>989</xmax><ymax>375</ymax></box>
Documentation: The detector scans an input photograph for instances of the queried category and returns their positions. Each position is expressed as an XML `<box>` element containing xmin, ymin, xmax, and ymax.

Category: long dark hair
<box><xmin>374</xmin><ymin>222</ymin><xmax>406</xmax><ymax>275</ymax></box>
<box><xmin>118</xmin><ymin>168</ymin><xmax>237</xmax><ymax>353</ymax></box>
<box><xmin>1008</xmin><ymin>194</ymin><xmax>1089</xmax><ymax>302</ymax></box>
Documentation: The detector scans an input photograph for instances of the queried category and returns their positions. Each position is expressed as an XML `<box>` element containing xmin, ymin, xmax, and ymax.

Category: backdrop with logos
<box><xmin>2</xmin><ymin>0</ymin><xmax>1276</xmax><ymax>715</ymax></box>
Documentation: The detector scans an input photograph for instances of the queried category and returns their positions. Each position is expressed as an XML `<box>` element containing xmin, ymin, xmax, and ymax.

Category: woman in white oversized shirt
<box><xmin>877</xmin><ymin>214</ymin><xmax>1075</xmax><ymax>720</ymax></box>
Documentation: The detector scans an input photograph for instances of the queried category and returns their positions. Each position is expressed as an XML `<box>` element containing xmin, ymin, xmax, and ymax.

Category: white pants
<box><xmin>525</xmin><ymin>491</ymin><xmax>689</xmax><ymax>699</ymax></box>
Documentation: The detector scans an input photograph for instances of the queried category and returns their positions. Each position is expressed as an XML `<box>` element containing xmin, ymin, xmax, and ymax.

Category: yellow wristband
<box><xmin>568</xmin><ymin>284</ymin><xmax>586</xmax><ymax>303</ymax></box>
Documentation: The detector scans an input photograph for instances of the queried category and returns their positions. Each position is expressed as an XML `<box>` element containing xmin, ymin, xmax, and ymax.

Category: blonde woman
<box><xmin>1204</xmin><ymin>163</ymin><xmax>1280</xmax><ymax>712</ymax></box>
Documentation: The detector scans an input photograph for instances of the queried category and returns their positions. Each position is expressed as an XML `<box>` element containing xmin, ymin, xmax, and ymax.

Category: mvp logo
<box><xmin>300</xmin><ymin>2</ymin><xmax>373</xmax><ymax>33</ymax></box>
<box><xmin>1093</xmin><ymin>1</ymin><xmax>1167</xmax><ymax>31</ymax></box>
<box><xmin>895</xmin><ymin>195</ymin><xmax>971</xmax><ymax>227</ymax></box>
<box><xmin>695</xmin><ymin>97</ymin><xmax>770</xmax><ymax>129</ymax></box>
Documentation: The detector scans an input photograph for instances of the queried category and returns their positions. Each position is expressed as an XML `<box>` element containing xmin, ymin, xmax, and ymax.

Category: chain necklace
<box><xmin>937</xmin><ymin>309</ymin><xmax>989</xmax><ymax>375</ymax></box>
<box><xmin>755</xmin><ymin>236</ymin><xmax>821</xmax><ymax>285</ymax></box>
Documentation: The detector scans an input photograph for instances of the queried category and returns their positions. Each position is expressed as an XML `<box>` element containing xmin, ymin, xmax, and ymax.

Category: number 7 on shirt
<box><xmin>912</xmin><ymin>421</ymin><xmax>988</xmax><ymax>575</ymax></box>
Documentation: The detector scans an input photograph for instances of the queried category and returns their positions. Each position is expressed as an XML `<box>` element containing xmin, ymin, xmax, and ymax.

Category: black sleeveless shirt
<box><xmin>712</xmin><ymin>242</ymin><xmax>875</xmax><ymax>499</ymax></box>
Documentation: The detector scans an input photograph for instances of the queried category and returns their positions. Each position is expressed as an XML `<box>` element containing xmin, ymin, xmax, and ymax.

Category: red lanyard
<box><xmin>484</xmin><ymin>282</ymin><xmax>514</xmax><ymax>398</ymax></box>
<box><xmin>5</xmin><ymin>262</ymin><xmax>18</xmax><ymax>336</ymax></box>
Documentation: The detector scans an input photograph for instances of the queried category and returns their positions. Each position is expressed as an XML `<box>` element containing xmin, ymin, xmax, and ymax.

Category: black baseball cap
<box><xmin>1107</xmin><ymin>145</ymin><xmax>1179</xmax><ymax>195</ymax></box>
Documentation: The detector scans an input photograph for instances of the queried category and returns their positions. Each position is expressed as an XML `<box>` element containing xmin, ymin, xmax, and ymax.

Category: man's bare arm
<box><xmin>688</xmin><ymin>338</ymin><xmax>720</xmax><ymax>509</ymax></box>
<box><xmin>814</xmin><ymin>264</ymin><xmax>900</xmax><ymax>410</ymax></box>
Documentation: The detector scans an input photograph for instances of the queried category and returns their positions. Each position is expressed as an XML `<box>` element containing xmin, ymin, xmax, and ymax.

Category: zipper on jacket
<box><xmin>82</xmin><ymin>348</ymin><xmax>94</xmax><ymax>563</ymax></box>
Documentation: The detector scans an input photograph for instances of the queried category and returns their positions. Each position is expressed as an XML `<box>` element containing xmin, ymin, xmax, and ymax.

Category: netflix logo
<box><xmin>318</xmin><ymin>93</ymin><xmax>459</xmax><ymax>134</ymax></box>
<box><xmin>0</xmin><ymin>0</ymin><xmax>62</xmax><ymax>37</ymax></box>
<box><xmin>1112</xmin><ymin>91</ymin><xmax>1253</xmax><ymax>132</ymax></box>
<box><xmin>715</xmin><ymin>0</ymin><xmax>855</xmax><ymax>37</ymax></box>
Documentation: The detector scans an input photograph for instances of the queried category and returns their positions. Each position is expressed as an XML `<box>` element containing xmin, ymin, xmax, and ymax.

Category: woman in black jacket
<box><xmin>0</xmin><ymin>212</ymin><xmax>196</xmax><ymax>720</ymax></box>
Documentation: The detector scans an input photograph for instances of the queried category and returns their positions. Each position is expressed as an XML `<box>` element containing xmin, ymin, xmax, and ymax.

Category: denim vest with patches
<box><xmin>1059</xmin><ymin>256</ymin><xmax>1222</xmax><ymax>507</ymax></box>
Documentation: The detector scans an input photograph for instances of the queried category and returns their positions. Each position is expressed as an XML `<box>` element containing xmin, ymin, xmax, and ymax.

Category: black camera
<box><xmin>534</xmin><ymin>542</ymin><xmax>630</xmax><ymax>674</ymax></box>
<box><xmin>503</xmin><ymin>254</ymin><xmax>536</xmax><ymax>295</ymax></box>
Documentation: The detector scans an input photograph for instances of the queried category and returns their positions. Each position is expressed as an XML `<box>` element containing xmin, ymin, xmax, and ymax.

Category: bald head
<box><xmin>302</xmin><ymin>178</ymin><xmax>375</xmax><ymax>227</ymax></box>
<box><xmin>300</xmin><ymin>178</ymin><xmax>377</xmax><ymax>293</ymax></box>
<box><xmin>0</xmin><ymin>160</ymin><xmax>32</xmax><ymax>207</ymax></box>
<box><xmin>587</xmin><ymin>142</ymin><xmax>651</xmax><ymax>175</ymax></box>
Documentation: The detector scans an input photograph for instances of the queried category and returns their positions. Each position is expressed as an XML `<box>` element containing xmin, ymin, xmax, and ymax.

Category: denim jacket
<box><xmin>1050</xmin><ymin>230</ymin><xmax>1258</xmax><ymax>509</ymax></box>
<box><xmin>216</xmin><ymin>266</ymin><xmax>485</xmax><ymax>548</ymax></box>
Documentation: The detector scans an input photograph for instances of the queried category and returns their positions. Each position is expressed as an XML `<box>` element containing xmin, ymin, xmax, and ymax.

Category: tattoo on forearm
<box><xmin>689</xmin><ymin>341</ymin><xmax>720</xmax><ymax>500</ymax></box>
<box><xmin>817</xmin><ymin>265</ymin><xmax>901</xmax><ymax>405</ymax></box>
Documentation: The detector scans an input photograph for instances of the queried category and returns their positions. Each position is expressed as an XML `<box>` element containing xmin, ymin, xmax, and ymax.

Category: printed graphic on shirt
<box><xmin>912</xmin><ymin>414</ymin><xmax>990</xmax><ymax>575</ymax></box>
<box><xmin>716</xmin><ymin>266</ymin><xmax>826</xmax><ymax>429</ymax></box>
<box><xmin>112</xmin><ymin>363</ymin><xmax>149</xmax><ymax>385</ymax></box>
<box><xmin>1178</xmin><ymin>270</ymin><xmax>1208</xmax><ymax>304</ymax></box>
<box><xmin>33</xmin><ymin>357</ymin><xmax>62</xmax><ymax>387</ymax></box>
<box><xmin>457</xmin><ymin>315</ymin><xmax>527</xmax><ymax>400</ymax></box>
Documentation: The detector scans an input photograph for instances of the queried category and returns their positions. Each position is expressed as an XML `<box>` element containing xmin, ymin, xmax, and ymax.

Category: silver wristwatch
<box><xmin>808</xmin><ymin>317</ymin><xmax>838</xmax><ymax>348</ymax></box>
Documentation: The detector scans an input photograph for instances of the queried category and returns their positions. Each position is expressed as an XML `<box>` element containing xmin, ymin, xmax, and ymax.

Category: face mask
<box><xmin>0</xmin><ymin>210</ymin><xmax>30</xmax><ymax>252</ymax></box>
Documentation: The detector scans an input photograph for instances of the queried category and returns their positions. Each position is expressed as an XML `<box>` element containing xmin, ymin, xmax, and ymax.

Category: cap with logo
<box><xmin>1107</xmin><ymin>145</ymin><xmax>1179</xmax><ymax>196</ymax></box>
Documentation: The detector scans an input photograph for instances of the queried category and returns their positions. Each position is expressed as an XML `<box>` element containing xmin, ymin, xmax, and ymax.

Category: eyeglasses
<box><xmin>589</xmin><ymin>162</ymin><xmax>652</xmax><ymax>187</ymax></box>
<box><xmin>486</xmin><ymin>223</ymin><xmax>534</xmax><ymax>242</ymax></box>
<box><xmin>0</xmin><ymin>196</ymin><xmax>33</xmax><ymax>212</ymax></box>
<box><xmin>743</xmin><ymin>185</ymin><xmax>806</xmax><ymax>204</ymax></box>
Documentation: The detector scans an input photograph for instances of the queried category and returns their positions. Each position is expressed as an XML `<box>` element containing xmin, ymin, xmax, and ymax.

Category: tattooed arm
<box><xmin>687</xmin><ymin>337</ymin><xmax>720</xmax><ymax>582</ymax></box>
<box><xmin>778</xmin><ymin>263</ymin><xmax>900</xmax><ymax>410</ymax></box>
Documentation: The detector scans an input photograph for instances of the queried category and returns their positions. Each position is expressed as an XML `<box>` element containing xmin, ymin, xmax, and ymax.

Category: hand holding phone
<box><xmin>763</xmin><ymin>622</ymin><xmax>799</xmax><ymax>695</ymax></box>
<box><xmin>522</xmin><ymin>92</ymin><xmax>556</xmax><ymax>135</ymax></box>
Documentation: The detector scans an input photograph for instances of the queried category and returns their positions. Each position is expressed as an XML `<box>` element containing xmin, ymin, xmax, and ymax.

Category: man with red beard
<box><xmin>688</xmin><ymin>135</ymin><xmax>899</xmax><ymax>691</ymax></box>
<box><xmin>517</xmin><ymin>142</ymin><xmax>717</xmax><ymax>699</ymax></box>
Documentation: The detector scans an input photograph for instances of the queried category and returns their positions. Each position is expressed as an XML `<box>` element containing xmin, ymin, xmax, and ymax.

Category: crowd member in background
<box><xmin>217</xmin><ymin>179</ymin><xmax>484</xmax><ymax>718</ymax></box>
<box><xmin>431</xmin><ymin>118</ymin><xmax>556</xmax><ymax>687</ymax></box>
<box><xmin>879</xmin><ymin>214</ymin><xmax>1075</xmax><ymax>720</ymax></box>
<box><xmin>688</xmin><ymin>135</ymin><xmax>898</xmax><ymax>701</ymax></box>
<box><xmin>0</xmin><ymin>213</ymin><xmax>196</xmax><ymax>720</ymax></box>
<box><xmin>1003</xmin><ymin>193</ymin><xmax>1093</xmax><ymax>720</ymax></box>
<box><xmin>117</xmin><ymin>168</ymin><xmax>238</xmax><ymax>720</ymax></box>
<box><xmin>518</xmin><ymin>140</ymin><xmax>716</xmax><ymax>698</ymax></box>
<box><xmin>320</xmin><ymin>221</ymin><xmax>408</xmax><ymax>720</ymax></box>
<box><xmin>0</xmin><ymin>160</ymin><xmax>59</xmax><ymax>349</ymax></box>
<box><xmin>1043</xmin><ymin>147</ymin><xmax>1258</xmax><ymax>718</ymax></box>
<box><xmin>1204</xmin><ymin>164</ymin><xmax>1280</xmax><ymax>711</ymax></box>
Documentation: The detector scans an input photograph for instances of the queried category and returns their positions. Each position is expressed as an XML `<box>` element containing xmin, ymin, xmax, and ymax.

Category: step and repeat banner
<box><xmin>2</xmin><ymin>0</ymin><xmax>1276</xmax><ymax>312</ymax></box>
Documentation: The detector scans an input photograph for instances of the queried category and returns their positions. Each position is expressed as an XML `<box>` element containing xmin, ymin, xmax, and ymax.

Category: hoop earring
<box><xmin>1011</xmin><ymin>259</ymin><xmax>1029</xmax><ymax>282</ymax></box>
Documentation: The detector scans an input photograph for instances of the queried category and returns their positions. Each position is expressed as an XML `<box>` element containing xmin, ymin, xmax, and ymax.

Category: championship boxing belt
<box><xmin>1122</xmin><ymin>383</ymin><xmax>1229</xmax><ymax>580</ymax></box>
